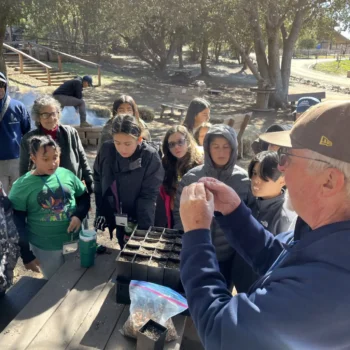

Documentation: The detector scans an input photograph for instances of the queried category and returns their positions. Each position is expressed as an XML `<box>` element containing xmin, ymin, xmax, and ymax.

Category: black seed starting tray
<box><xmin>115</xmin><ymin>226</ymin><xmax>184</xmax><ymax>303</ymax></box>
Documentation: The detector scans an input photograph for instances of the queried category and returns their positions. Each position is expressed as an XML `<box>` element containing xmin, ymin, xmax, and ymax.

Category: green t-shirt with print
<box><xmin>9</xmin><ymin>167</ymin><xmax>86</xmax><ymax>250</ymax></box>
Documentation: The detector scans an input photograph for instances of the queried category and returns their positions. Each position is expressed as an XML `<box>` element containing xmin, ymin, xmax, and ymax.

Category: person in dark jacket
<box><xmin>19</xmin><ymin>95</ymin><xmax>93</xmax><ymax>194</ymax></box>
<box><xmin>0</xmin><ymin>72</ymin><xmax>31</xmax><ymax>193</ymax></box>
<box><xmin>98</xmin><ymin>95</ymin><xmax>151</xmax><ymax>150</ymax></box>
<box><xmin>178</xmin><ymin>100</ymin><xmax>350</xmax><ymax>349</ymax></box>
<box><xmin>173</xmin><ymin>124</ymin><xmax>251</xmax><ymax>289</ymax></box>
<box><xmin>93</xmin><ymin>115</ymin><xmax>163</xmax><ymax>249</ymax></box>
<box><xmin>234</xmin><ymin>150</ymin><xmax>296</xmax><ymax>293</ymax></box>
<box><xmin>0</xmin><ymin>180</ymin><xmax>20</xmax><ymax>297</ymax></box>
<box><xmin>53</xmin><ymin>76</ymin><xmax>92</xmax><ymax>127</ymax></box>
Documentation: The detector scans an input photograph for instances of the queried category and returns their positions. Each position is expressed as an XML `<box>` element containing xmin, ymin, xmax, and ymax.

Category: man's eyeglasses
<box><xmin>0</xmin><ymin>82</ymin><xmax>6</xmax><ymax>89</ymax></box>
<box><xmin>277</xmin><ymin>147</ymin><xmax>329</xmax><ymax>167</ymax></box>
<box><xmin>40</xmin><ymin>111</ymin><xmax>58</xmax><ymax>119</ymax></box>
<box><xmin>168</xmin><ymin>138</ymin><xmax>186</xmax><ymax>149</ymax></box>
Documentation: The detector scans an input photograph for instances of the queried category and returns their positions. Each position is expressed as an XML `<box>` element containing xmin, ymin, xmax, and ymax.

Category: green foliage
<box><xmin>314</xmin><ymin>59</ymin><xmax>350</xmax><ymax>75</ymax></box>
<box><xmin>298</xmin><ymin>38</ymin><xmax>317</xmax><ymax>49</ymax></box>
<box><xmin>138</xmin><ymin>106</ymin><xmax>155</xmax><ymax>122</ymax></box>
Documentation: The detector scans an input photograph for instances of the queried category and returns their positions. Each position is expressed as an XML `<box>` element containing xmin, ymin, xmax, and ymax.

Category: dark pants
<box><xmin>116</xmin><ymin>226</ymin><xmax>126</xmax><ymax>250</ymax></box>
<box><xmin>53</xmin><ymin>94</ymin><xmax>87</xmax><ymax>123</ymax></box>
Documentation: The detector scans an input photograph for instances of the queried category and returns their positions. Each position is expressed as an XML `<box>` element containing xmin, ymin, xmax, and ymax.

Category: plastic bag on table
<box><xmin>121</xmin><ymin>280</ymin><xmax>188</xmax><ymax>342</ymax></box>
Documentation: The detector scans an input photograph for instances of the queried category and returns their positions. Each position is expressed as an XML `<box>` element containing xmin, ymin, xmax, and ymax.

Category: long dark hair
<box><xmin>183</xmin><ymin>98</ymin><xmax>210</xmax><ymax>132</ymax></box>
<box><xmin>112</xmin><ymin>95</ymin><xmax>140</xmax><ymax>119</ymax></box>
<box><xmin>111</xmin><ymin>114</ymin><xmax>142</xmax><ymax>138</ymax></box>
<box><xmin>28</xmin><ymin>135</ymin><xmax>61</xmax><ymax>170</ymax></box>
<box><xmin>162</xmin><ymin>125</ymin><xmax>202</xmax><ymax>196</ymax></box>
<box><xmin>248</xmin><ymin>151</ymin><xmax>282</xmax><ymax>182</ymax></box>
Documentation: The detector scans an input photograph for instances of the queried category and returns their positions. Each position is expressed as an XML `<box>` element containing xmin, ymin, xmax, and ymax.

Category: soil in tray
<box><xmin>138</xmin><ymin>246</ymin><xmax>154</xmax><ymax>256</ymax></box>
<box><xmin>160</xmin><ymin>235</ymin><xmax>175</xmax><ymax>243</ymax></box>
<box><xmin>135</xmin><ymin>256</ymin><xmax>150</xmax><ymax>265</ymax></box>
<box><xmin>142</xmin><ymin>240</ymin><xmax>158</xmax><ymax>248</ymax></box>
<box><xmin>142</xmin><ymin>325</ymin><xmax>164</xmax><ymax>340</ymax></box>
<box><xmin>173</xmin><ymin>244</ymin><xmax>182</xmax><ymax>252</ymax></box>
<box><xmin>168</xmin><ymin>252</ymin><xmax>180</xmax><ymax>260</ymax></box>
<box><xmin>175</xmin><ymin>236</ymin><xmax>182</xmax><ymax>244</ymax></box>
<box><xmin>124</xmin><ymin>245</ymin><xmax>140</xmax><ymax>253</ymax></box>
<box><xmin>148</xmin><ymin>259</ymin><xmax>167</xmax><ymax>267</ymax></box>
<box><xmin>148</xmin><ymin>232</ymin><xmax>161</xmax><ymax>239</ymax></box>
<box><xmin>127</xmin><ymin>239</ymin><xmax>143</xmax><ymax>246</ymax></box>
<box><xmin>118</xmin><ymin>254</ymin><xmax>134</xmax><ymax>262</ymax></box>
<box><xmin>153</xmin><ymin>250</ymin><xmax>171</xmax><ymax>258</ymax></box>
<box><xmin>166</xmin><ymin>260</ymin><xmax>180</xmax><ymax>270</ymax></box>
<box><xmin>156</xmin><ymin>242</ymin><xmax>173</xmax><ymax>250</ymax></box>
<box><xmin>134</xmin><ymin>230</ymin><xmax>147</xmax><ymax>237</ymax></box>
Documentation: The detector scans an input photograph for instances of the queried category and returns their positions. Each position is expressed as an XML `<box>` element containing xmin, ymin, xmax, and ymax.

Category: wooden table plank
<box><xmin>105</xmin><ymin>305</ymin><xmax>186</xmax><ymax>350</ymax></box>
<box><xmin>0</xmin><ymin>254</ymin><xmax>86</xmax><ymax>350</ymax></box>
<box><xmin>27</xmin><ymin>250</ymin><xmax>120</xmax><ymax>350</ymax></box>
<box><xmin>66</xmin><ymin>281</ymin><xmax>125</xmax><ymax>349</ymax></box>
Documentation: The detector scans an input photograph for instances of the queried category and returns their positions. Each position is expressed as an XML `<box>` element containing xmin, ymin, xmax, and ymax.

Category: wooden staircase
<box><xmin>4</xmin><ymin>52</ymin><xmax>75</xmax><ymax>86</ymax></box>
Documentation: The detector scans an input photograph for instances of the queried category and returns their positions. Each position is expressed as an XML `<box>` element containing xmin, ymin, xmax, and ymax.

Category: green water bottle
<box><xmin>79</xmin><ymin>229</ymin><xmax>97</xmax><ymax>268</ymax></box>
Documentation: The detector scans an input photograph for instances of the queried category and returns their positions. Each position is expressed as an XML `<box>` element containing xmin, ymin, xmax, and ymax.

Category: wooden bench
<box><xmin>288</xmin><ymin>92</ymin><xmax>326</xmax><ymax>110</ymax></box>
<box><xmin>160</xmin><ymin>86</ymin><xmax>204</xmax><ymax>119</ymax></box>
<box><xmin>211</xmin><ymin>112</ymin><xmax>252</xmax><ymax>159</ymax></box>
<box><xmin>0</xmin><ymin>249</ymin><xmax>187</xmax><ymax>349</ymax></box>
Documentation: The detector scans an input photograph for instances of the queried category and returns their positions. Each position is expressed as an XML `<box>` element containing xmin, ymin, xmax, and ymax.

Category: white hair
<box><xmin>305</xmin><ymin>149</ymin><xmax>350</xmax><ymax>196</ymax></box>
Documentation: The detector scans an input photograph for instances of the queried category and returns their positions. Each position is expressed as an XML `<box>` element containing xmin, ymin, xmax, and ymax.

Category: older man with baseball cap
<box><xmin>179</xmin><ymin>100</ymin><xmax>350</xmax><ymax>349</ymax></box>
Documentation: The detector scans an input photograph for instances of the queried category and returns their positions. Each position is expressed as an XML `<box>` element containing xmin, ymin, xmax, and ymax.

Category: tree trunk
<box><xmin>214</xmin><ymin>41</ymin><xmax>222</xmax><ymax>64</ymax></box>
<box><xmin>190</xmin><ymin>43</ymin><xmax>200</xmax><ymax>62</ymax></box>
<box><xmin>0</xmin><ymin>12</ymin><xmax>7</xmax><ymax>76</ymax></box>
<box><xmin>177</xmin><ymin>43</ymin><xmax>183</xmax><ymax>68</ymax></box>
<box><xmin>201</xmin><ymin>36</ymin><xmax>210</xmax><ymax>76</ymax></box>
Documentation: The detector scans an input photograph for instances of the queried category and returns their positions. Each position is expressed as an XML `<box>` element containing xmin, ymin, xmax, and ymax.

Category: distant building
<box><xmin>318</xmin><ymin>31</ymin><xmax>350</xmax><ymax>52</ymax></box>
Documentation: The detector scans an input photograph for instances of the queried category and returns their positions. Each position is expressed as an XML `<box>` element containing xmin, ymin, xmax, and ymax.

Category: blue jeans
<box><xmin>30</xmin><ymin>244</ymin><xmax>65</xmax><ymax>280</ymax></box>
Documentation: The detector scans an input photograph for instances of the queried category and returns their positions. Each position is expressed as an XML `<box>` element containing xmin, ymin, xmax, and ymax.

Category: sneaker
<box><xmin>80</xmin><ymin>121</ymin><xmax>92</xmax><ymax>127</ymax></box>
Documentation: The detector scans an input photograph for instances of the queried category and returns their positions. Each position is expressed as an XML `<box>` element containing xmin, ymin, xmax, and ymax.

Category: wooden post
<box><xmin>46</xmin><ymin>68</ymin><xmax>51</xmax><ymax>86</ymax></box>
<box><xmin>98</xmin><ymin>66</ymin><xmax>101</xmax><ymax>86</ymax></box>
<box><xmin>58</xmin><ymin>55</ymin><xmax>62</xmax><ymax>71</ymax></box>
<box><xmin>19</xmin><ymin>54</ymin><xmax>24</xmax><ymax>73</ymax></box>
<box><xmin>28</xmin><ymin>44</ymin><xmax>33</xmax><ymax>57</ymax></box>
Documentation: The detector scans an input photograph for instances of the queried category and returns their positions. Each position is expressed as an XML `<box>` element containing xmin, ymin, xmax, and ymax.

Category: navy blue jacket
<box><xmin>181</xmin><ymin>202</ymin><xmax>350</xmax><ymax>349</ymax></box>
<box><xmin>0</xmin><ymin>92</ymin><xmax>31</xmax><ymax>160</ymax></box>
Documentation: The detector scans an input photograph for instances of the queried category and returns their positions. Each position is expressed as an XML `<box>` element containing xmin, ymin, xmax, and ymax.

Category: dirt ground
<box><xmin>9</xmin><ymin>54</ymin><xmax>350</xmax><ymax>283</ymax></box>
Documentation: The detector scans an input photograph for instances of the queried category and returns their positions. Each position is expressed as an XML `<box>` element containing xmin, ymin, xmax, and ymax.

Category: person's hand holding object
<box><xmin>198</xmin><ymin>177</ymin><xmax>241</xmax><ymax>215</ymax></box>
<box><xmin>180</xmin><ymin>182</ymin><xmax>214</xmax><ymax>233</ymax></box>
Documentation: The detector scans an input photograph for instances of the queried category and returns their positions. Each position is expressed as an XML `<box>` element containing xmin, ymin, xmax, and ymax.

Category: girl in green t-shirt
<box><xmin>10</xmin><ymin>135</ymin><xmax>90</xmax><ymax>279</ymax></box>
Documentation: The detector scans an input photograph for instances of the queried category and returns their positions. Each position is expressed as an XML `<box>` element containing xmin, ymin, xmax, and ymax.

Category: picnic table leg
<box><xmin>180</xmin><ymin>110</ymin><xmax>185</xmax><ymax>121</ymax></box>
<box><xmin>160</xmin><ymin>106</ymin><xmax>165</xmax><ymax>118</ymax></box>
<box><xmin>171</xmin><ymin>107</ymin><xmax>175</xmax><ymax>117</ymax></box>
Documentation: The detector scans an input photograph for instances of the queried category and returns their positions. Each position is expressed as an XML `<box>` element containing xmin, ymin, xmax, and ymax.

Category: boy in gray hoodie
<box><xmin>174</xmin><ymin>124</ymin><xmax>251</xmax><ymax>289</ymax></box>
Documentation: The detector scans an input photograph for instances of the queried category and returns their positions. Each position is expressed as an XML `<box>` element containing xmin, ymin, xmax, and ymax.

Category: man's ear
<box><xmin>322</xmin><ymin>168</ymin><xmax>345</xmax><ymax>197</ymax></box>
<box><xmin>279</xmin><ymin>175</ymin><xmax>286</xmax><ymax>188</ymax></box>
<box><xmin>138</xmin><ymin>136</ymin><xmax>143</xmax><ymax>144</ymax></box>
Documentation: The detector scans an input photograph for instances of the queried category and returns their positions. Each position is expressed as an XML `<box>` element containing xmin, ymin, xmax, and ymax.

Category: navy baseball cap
<box><xmin>82</xmin><ymin>75</ymin><xmax>93</xmax><ymax>87</ymax></box>
<box><xmin>296</xmin><ymin>97</ymin><xmax>320</xmax><ymax>113</ymax></box>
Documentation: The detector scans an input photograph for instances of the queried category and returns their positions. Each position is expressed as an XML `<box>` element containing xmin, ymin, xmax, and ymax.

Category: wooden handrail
<box><xmin>3</xmin><ymin>43</ymin><xmax>52</xmax><ymax>69</ymax></box>
<box><xmin>27</xmin><ymin>42</ymin><xmax>101</xmax><ymax>67</ymax></box>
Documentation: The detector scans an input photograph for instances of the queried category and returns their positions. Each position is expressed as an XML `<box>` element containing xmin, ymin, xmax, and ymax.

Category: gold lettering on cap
<box><xmin>319</xmin><ymin>136</ymin><xmax>333</xmax><ymax>147</ymax></box>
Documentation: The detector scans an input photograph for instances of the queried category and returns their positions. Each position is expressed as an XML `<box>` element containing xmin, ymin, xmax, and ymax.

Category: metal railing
<box><xmin>3</xmin><ymin>43</ymin><xmax>53</xmax><ymax>85</ymax></box>
<box><xmin>27</xmin><ymin>42</ymin><xmax>102</xmax><ymax>86</ymax></box>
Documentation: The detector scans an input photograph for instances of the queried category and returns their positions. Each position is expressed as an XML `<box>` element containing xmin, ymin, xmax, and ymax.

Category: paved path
<box><xmin>291</xmin><ymin>58</ymin><xmax>350</xmax><ymax>88</ymax></box>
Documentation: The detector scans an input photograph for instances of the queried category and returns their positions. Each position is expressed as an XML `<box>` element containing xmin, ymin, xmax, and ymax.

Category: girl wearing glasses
<box><xmin>93</xmin><ymin>115</ymin><xmax>163</xmax><ymax>249</ymax></box>
<box><xmin>183</xmin><ymin>98</ymin><xmax>211</xmax><ymax>133</ymax></box>
<box><xmin>233</xmin><ymin>150</ymin><xmax>296</xmax><ymax>293</ymax></box>
<box><xmin>155</xmin><ymin>125</ymin><xmax>202</xmax><ymax>228</ymax></box>
<box><xmin>98</xmin><ymin>95</ymin><xmax>151</xmax><ymax>150</ymax></box>
<box><xmin>19</xmin><ymin>95</ymin><xmax>93</xmax><ymax>194</ymax></box>
<box><xmin>173</xmin><ymin>124</ymin><xmax>251</xmax><ymax>290</ymax></box>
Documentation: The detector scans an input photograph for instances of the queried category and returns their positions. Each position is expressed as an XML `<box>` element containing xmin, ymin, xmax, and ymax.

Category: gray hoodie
<box><xmin>173</xmin><ymin>124</ymin><xmax>251</xmax><ymax>261</ymax></box>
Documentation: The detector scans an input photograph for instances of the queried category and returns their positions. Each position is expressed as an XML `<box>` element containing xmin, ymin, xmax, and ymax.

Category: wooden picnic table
<box><xmin>0</xmin><ymin>249</ymin><xmax>187</xmax><ymax>350</ymax></box>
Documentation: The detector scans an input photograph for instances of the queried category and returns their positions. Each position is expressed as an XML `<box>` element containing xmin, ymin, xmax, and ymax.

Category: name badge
<box><xmin>115</xmin><ymin>213</ymin><xmax>128</xmax><ymax>227</ymax></box>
